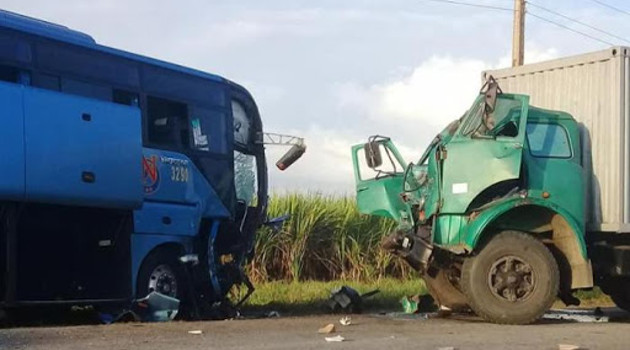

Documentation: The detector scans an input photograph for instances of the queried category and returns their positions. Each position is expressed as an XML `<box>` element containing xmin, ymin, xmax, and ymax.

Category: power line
<box><xmin>421</xmin><ymin>0</ymin><xmax>513</xmax><ymax>12</ymax></box>
<box><xmin>527</xmin><ymin>1</ymin><xmax>630</xmax><ymax>44</ymax></box>
<box><xmin>420</xmin><ymin>0</ymin><xmax>615</xmax><ymax>46</ymax></box>
<box><xmin>527</xmin><ymin>12</ymin><xmax>615</xmax><ymax>46</ymax></box>
<box><xmin>588</xmin><ymin>0</ymin><xmax>630</xmax><ymax>16</ymax></box>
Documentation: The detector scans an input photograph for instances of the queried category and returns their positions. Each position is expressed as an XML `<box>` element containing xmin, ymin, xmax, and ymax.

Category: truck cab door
<box><xmin>351</xmin><ymin>139</ymin><xmax>408</xmax><ymax>221</ymax></box>
<box><xmin>440</xmin><ymin>94</ymin><xmax>530</xmax><ymax>213</ymax></box>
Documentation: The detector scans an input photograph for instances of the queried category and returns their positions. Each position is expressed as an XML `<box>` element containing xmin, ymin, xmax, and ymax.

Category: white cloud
<box><xmin>335</xmin><ymin>47</ymin><xmax>560</xmax><ymax>130</ymax></box>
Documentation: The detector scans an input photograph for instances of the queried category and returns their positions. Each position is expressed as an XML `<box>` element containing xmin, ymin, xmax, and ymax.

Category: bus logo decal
<box><xmin>142</xmin><ymin>155</ymin><xmax>160</xmax><ymax>194</ymax></box>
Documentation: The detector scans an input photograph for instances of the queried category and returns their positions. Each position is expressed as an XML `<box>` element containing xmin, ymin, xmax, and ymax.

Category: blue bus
<box><xmin>0</xmin><ymin>10</ymin><xmax>302</xmax><ymax>317</ymax></box>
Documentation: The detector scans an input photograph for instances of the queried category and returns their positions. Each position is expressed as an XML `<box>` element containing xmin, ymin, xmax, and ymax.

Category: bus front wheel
<box><xmin>136</xmin><ymin>249</ymin><xmax>188</xmax><ymax>315</ymax></box>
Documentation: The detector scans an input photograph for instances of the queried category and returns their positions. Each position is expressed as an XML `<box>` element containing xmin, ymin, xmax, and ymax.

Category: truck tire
<box><xmin>136</xmin><ymin>249</ymin><xmax>188</xmax><ymax>315</ymax></box>
<box><xmin>461</xmin><ymin>230</ymin><xmax>559</xmax><ymax>324</ymax></box>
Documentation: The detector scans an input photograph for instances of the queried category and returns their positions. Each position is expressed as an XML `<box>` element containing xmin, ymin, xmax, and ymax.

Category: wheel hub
<box><xmin>488</xmin><ymin>256</ymin><xmax>534</xmax><ymax>302</ymax></box>
<box><xmin>148</xmin><ymin>264</ymin><xmax>178</xmax><ymax>298</ymax></box>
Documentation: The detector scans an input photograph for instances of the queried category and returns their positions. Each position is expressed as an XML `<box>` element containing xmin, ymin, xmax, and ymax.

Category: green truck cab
<box><xmin>352</xmin><ymin>78</ymin><xmax>608</xmax><ymax>324</ymax></box>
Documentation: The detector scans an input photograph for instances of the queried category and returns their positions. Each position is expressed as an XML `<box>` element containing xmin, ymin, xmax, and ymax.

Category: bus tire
<box><xmin>136</xmin><ymin>249</ymin><xmax>188</xmax><ymax>317</ymax></box>
<box><xmin>461</xmin><ymin>230</ymin><xmax>559</xmax><ymax>325</ymax></box>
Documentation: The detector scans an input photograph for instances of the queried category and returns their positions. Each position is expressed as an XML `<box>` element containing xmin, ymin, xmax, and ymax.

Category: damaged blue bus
<box><xmin>0</xmin><ymin>10</ymin><xmax>303</xmax><ymax>318</ymax></box>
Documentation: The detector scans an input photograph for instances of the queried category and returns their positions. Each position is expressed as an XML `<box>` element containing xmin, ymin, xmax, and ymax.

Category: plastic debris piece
<box><xmin>400</xmin><ymin>296</ymin><xmax>419</xmax><ymax>314</ymax></box>
<box><xmin>437</xmin><ymin>305</ymin><xmax>453</xmax><ymax>318</ymax></box>
<box><xmin>318</xmin><ymin>323</ymin><xmax>336</xmax><ymax>334</ymax></box>
<box><xmin>267</xmin><ymin>311</ymin><xmax>280</xmax><ymax>318</ymax></box>
<box><xmin>339</xmin><ymin>316</ymin><xmax>351</xmax><ymax>326</ymax></box>
<box><xmin>327</xmin><ymin>286</ymin><xmax>379</xmax><ymax>313</ymax></box>
<box><xmin>558</xmin><ymin>345</ymin><xmax>581</xmax><ymax>350</ymax></box>
<box><xmin>134</xmin><ymin>292</ymin><xmax>180</xmax><ymax>322</ymax></box>
<box><xmin>325</xmin><ymin>335</ymin><xmax>345</xmax><ymax>342</ymax></box>
<box><xmin>188</xmin><ymin>330</ymin><xmax>203</xmax><ymax>335</ymax></box>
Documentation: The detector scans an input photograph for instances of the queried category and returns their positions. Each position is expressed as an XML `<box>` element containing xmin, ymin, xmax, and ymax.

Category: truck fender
<box><xmin>463</xmin><ymin>197</ymin><xmax>592</xmax><ymax>290</ymax></box>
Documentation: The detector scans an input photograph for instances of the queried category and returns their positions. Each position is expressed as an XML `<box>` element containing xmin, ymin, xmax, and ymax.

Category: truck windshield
<box><xmin>462</xmin><ymin>96</ymin><xmax>522</xmax><ymax>137</ymax></box>
<box><xmin>417</xmin><ymin>118</ymin><xmax>461</xmax><ymax>165</ymax></box>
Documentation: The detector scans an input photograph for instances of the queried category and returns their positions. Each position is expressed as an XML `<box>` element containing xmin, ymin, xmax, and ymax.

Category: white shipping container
<box><xmin>483</xmin><ymin>47</ymin><xmax>630</xmax><ymax>233</ymax></box>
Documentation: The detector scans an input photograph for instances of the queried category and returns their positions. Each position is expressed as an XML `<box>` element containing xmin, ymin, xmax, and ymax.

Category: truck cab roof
<box><xmin>527</xmin><ymin>105</ymin><xmax>576</xmax><ymax>123</ymax></box>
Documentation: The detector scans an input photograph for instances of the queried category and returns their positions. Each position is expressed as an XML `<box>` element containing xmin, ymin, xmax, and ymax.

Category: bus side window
<box><xmin>147</xmin><ymin>96</ymin><xmax>189</xmax><ymax>149</ymax></box>
<box><xmin>113</xmin><ymin>89</ymin><xmax>139</xmax><ymax>106</ymax></box>
<box><xmin>33</xmin><ymin>73</ymin><xmax>60</xmax><ymax>91</ymax></box>
<box><xmin>62</xmin><ymin>78</ymin><xmax>110</xmax><ymax>101</ymax></box>
<box><xmin>0</xmin><ymin>65</ymin><xmax>20</xmax><ymax>83</ymax></box>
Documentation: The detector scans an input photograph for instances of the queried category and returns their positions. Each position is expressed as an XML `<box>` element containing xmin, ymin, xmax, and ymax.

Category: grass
<box><xmin>239</xmin><ymin>278</ymin><xmax>427</xmax><ymax>315</ymax></box>
<box><xmin>571</xmin><ymin>287</ymin><xmax>613</xmax><ymax>307</ymax></box>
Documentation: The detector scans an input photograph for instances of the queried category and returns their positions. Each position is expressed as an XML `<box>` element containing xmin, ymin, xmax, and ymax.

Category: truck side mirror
<box><xmin>364</xmin><ymin>142</ymin><xmax>383</xmax><ymax>168</ymax></box>
<box><xmin>276</xmin><ymin>144</ymin><xmax>306</xmax><ymax>171</ymax></box>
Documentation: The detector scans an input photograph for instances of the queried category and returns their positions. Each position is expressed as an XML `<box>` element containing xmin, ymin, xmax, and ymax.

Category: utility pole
<box><xmin>512</xmin><ymin>0</ymin><xmax>525</xmax><ymax>67</ymax></box>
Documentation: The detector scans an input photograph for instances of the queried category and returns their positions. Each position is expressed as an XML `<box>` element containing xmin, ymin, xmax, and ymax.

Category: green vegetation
<box><xmin>249</xmin><ymin>193</ymin><xmax>411</xmax><ymax>282</ymax></box>
<box><xmin>241</xmin><ymin>278</ymin><xmax>427</xmax><ymax>315</ymax></box>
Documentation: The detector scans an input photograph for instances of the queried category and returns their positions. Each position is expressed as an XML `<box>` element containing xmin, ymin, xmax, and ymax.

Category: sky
<box><xmin>4</xmin><ymin>0</ymin><xmax>630</xmax><ymax>194</ymax></box>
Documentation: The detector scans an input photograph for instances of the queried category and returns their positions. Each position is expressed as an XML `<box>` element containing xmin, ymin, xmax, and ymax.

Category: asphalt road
<box><xmin>1</xmin><ymin>309</ymin><xmax>629</xmax><ymax>350</ymax></box>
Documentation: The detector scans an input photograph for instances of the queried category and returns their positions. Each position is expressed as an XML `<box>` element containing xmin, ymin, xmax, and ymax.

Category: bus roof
<box><xmin>0</xmin><ymin>9</ymin><xmax>225</xmax><ymax>84</ymax></box>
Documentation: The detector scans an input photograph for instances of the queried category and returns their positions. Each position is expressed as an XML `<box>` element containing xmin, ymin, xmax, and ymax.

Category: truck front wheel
<box><xmin>461</xmin><ymin>231</ymin><xmax>559</xmax><ymax>324</ymax></box>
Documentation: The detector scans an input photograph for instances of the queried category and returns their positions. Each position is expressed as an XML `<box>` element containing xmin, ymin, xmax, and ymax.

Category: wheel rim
<box><xmin>148</xmin><ymin>264</ymin><xmax>178</xmax><ymax>298</ymax></box>
<box><xmin>487</xmin><ymin>255</ymin><xmax>535</xmax><ymax>302</ymax></box>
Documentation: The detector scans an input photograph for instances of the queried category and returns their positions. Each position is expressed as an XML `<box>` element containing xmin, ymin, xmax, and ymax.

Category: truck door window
<box><xmin>526</xmin><ymin>123</ymin><xmax>572</xmax><ymax>158</ymax></box>
<box><xmin>147</xmin><ymin>96</ymin><xmax>189</xmax><ymax>149</ymax></box>
<box><xmin>357</xmin><ymin>143</ymin><xmax>404</xmax><ymax>180</ymax></box>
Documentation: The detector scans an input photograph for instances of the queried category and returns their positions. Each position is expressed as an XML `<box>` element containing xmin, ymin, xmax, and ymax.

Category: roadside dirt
<box><xmin>1</xmin><ymin>309</ymin><xmax>628</xmax><ymax>350</ymax></box>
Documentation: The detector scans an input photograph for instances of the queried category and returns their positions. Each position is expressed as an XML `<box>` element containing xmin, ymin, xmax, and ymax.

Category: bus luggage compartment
<box><xmin>22</xmin><ymin>87</ymin><xmax>143</xmax><ymax>209</ymax></box>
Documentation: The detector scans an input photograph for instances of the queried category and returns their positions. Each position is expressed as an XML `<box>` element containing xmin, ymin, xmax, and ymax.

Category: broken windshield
<box><xmin>461</xmin><ymin>96</ymin><xmax>522</xmax><ymax>138</ymax></box>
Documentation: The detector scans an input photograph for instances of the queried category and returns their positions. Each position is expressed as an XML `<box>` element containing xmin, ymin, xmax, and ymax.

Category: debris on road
<box><xmin>267</xmin><ymin>311</ymin><xmax>281</xmax><ymax>318</ymax></box>
<box><xmin>339</xmin><ymin>316</ymin><xmax>352</xmax><ymax>326</ymax></box>
<box><xmin>381</xmin><ymin>312</ymin><xmax>430</xmax><ymax>321</ymax></box>
<box><xmin>436</xmin><ymin>306</ymin><xmax>453</xmax><ymax>318</ymax></box>
<box><xmin>318</xmin><ymin>323</ymin><xmax>336</xmax><ymax>334</ymax></box>
<box><xmin>437</xmin><ymin>347</ymin><xmax>456</xmax><ymax>350</ymax></box>
<box><xmin>400</xmin><ymin>296</ymin><xmax>419</xmax><ymax>314</ymax></box>
<box><xmin>327</xmin><ymin>286</ymin><xmax>379</xmax><ymax>313</ymax></box>
<box><xmin>543</xmin><ymin>309</ymin><xmax>608</xmax><ymax>323</ymax></box>
<box><xmin>134</xmin><ymin>292</ymin><xmax>180</xmax><ymax>322</ymax></box>
<box><xmin>325</xmin><ymin>335</ymin><xmax>345</xmax><ymax>342</ymax></box>
<box><xmin>188</xmin><ymin>330</ymin><xmax>203</xmax><ymax>335</ymax></box>
<box><xmin>558</xmin><ymin>344</ymin><xmax>582</xmax><ymax>350</ymax></box>
<box><xmin>401</xmin><ymin>294</ymin><xmax>437</xmax><ymax>314</ymax></box>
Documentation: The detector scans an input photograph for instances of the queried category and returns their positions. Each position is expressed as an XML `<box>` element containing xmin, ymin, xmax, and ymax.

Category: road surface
<box><xmin>1</xmin><ymin>310</ymin><xmax>628</xmax><ymax>349</ymax></box>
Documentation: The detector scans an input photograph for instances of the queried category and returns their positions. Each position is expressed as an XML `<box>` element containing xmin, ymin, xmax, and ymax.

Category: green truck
<box><xmin>352</xmin><ymin>48</ymin><xmax>630</xmax><ymax>324</ymax></box>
